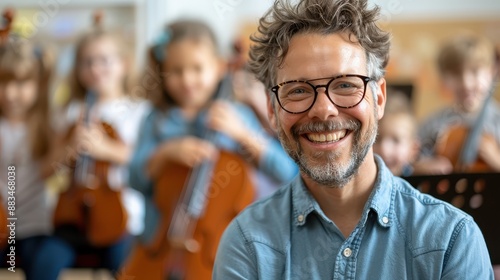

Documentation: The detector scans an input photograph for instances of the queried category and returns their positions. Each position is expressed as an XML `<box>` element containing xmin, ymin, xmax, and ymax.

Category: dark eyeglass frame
<box><xmin>270</xmin><ymin>74</ymin><xmax>373</xmax><ymax>114</ymax></box>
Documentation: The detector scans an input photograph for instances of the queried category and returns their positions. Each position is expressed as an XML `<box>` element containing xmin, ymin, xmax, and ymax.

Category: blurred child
<box><xmin>46</xmin><ymin>27</ymin><xmax>149</xmax><ymax>277</ymax></box>
<box><xmin>374</xmin><ymin>92</ymin><xmax>419</xmax><ymax>176</ymax></box>
<box><xmin>229</xmin><ymin>24</ymin><xmax>295</xmax><ymax>197</ymax></box>
<box><xmin>230</xmin><ymin>23</ymin><xmax>273</xmax><ymax>135</ymax></box>
<box><xmin>0</xmin><ymin>33</ymin><xmax>66</xmax><ymax>279</ymax></box>
<box><xmin>415</xmin><ymin>34</ymin><xmax>500</xmax><ymax>174</ymax></box>
<box><xmin>232</xmin><ymin>67</ymin><xmax>271</xmax><ymax>134</ymax></box>
<box><xmin>123</xmin><ymin>20</ymin><xmax>297</xmax><ymax>279</ymax></box>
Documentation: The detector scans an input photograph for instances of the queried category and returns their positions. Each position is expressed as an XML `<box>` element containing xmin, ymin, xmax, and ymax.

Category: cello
<box><xmin>53</xmin><ymin>91</ymin><xmax>128</xmax><ymax>247</ymax></box>
<box><xmin>119</xmin><ymin>75</ymin><xmax>255</xmax><ymax>280</ymax></box>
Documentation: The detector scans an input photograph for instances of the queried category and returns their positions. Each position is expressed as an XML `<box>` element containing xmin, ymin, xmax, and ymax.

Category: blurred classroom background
<box><xmin>1</xmin><ymin>0</ymin><xmax>499</xmax><ymax>120</ymax></box>
<box><xmin>0</xmin><ymin>0</ymin><xmax>499</xmax><ymax>279</ymax></box>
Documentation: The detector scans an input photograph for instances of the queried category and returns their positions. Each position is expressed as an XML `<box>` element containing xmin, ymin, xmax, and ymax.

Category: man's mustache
<box><xmin>292</xmin><ymin>119</ymin><xmax>360</xmax><ymax>137</ymax></box>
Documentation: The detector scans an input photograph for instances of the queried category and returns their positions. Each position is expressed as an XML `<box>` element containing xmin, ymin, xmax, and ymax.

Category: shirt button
<box><xmin>343</xmin><ymin>247</ymin><xmax>352</xmax><ymax>258</ymax></box>
<box><xmin>297</xmin><ymin>215</ymin><xmax>304</xmax><ymax>222</ymax></box>
<box><xmin>382</xmin><ymin>216</ymin><xmax>389</xmax><ymax>224</ymax></box>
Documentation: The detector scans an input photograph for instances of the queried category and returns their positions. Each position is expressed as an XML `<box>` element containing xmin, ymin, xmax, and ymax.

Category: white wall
<box><xmin>161</xmin><ymin>0</ymin><xmax>272</xmax><ymax>55</ymax></box>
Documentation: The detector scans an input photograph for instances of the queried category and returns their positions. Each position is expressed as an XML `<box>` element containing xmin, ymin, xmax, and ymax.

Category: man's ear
<box><xmin>267</xmin><ymin>93</ymin><xmax>278</xmax><ymax>132</ymax></box>
<box><xmin>375</xmin><ymin>78</ymin><xmax>387</xmax><ymax>120</ymax></box>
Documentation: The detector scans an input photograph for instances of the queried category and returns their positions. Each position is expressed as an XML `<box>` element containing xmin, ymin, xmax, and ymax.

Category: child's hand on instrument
<box><xmin>207</xmin><ymin>100</ymin><xmax>268</xmax><ymax>165</ymax></box>
<box><xmin>74</xmin><ymin>123</ymin><xmax>112</xmax><ymax>160</ymax></box>
<box><xmin>160</xmin><ymin>136</ymin><xmax>218</xmax><ymax>168</ymax></box>
<box><xmin>207</xmin><ymin>101</ymin><xmax>246</xmax><ymax>143</ymax></box>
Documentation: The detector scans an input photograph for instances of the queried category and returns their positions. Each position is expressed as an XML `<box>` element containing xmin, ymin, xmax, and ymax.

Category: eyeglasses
<box><xmin>270</xmin><ymin>74</ymin><xmax>373</xmax><ymax>114</ymax></box>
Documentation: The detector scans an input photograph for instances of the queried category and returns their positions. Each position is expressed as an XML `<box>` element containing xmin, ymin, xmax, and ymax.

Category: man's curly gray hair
<box><xmin>248</xmin><ymin>0</ymin><xmax>391</xmax><ymax>90</ymax></box>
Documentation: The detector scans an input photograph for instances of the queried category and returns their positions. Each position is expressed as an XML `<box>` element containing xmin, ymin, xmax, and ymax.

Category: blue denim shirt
<box><xmin>214</xmin><ymin>156</ymin><xmax>493</xmax><ymax>279</ymax></box>
<box><xmin>129</xmin><ymin>103</ymin><xmax>298</xmax><ymax>243</ymax></box>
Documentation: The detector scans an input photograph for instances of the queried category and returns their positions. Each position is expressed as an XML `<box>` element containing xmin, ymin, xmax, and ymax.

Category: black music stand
<box><xmin>403</xmin><ymin>172</ymin><xmax>500</xmax><ymax>265</ymax></box>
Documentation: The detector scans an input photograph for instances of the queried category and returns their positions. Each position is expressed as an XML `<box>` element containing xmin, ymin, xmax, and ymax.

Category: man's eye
<box><xmin>289</xmin><ymin>88</ymin><xmax>307</xmax><ymax>95</ymax></box>
<box><xmin>338</xmin><ymin>83</ymin><xmax>354</xmax><ymax>88</ymax></box>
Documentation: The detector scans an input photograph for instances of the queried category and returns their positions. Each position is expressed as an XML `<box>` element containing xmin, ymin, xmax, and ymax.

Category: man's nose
<box><xmin>307</xmin><ymin>87</ymin><xmax>339</xmax><ymax>120</ymax></box>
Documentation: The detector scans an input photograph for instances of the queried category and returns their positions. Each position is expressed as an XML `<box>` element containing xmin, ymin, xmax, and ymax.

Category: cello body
<box><xmin>119</xmin><ymin>150</ymin><xmax>254</xmax><ymax>280</ymax></box>
<box><xmin>53</xmin><ymin>122</ymin><xmax>128</xmax><ymax>247</ymax></box>
<box><xmin>436</xmin><ymin>125</ymin><xmax>495</xmax><ymax>173</ymax></box>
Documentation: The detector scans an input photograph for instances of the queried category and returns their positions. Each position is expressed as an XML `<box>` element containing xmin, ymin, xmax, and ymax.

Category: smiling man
<box><xmin>213</xmin><ymin>0</ymin><xmax>493</xmax><ymax>279</ymax></box>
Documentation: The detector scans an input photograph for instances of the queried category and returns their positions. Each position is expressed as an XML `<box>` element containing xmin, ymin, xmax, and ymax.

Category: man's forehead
<box><xmin>277</xmin><ymin>32</ymin><xmax>366</xmax><ymax>82</ymax></box>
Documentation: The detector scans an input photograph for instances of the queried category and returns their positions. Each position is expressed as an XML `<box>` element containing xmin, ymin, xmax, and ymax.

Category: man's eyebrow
<box><xmin>283</xmin><ymin>74</ymin><xmax>346</xmax><ymax>83</ymax></box>
<box><xmin>283</xmin><ymin>77</ymin><xmax>309</xmax><ymax>82</ymax></box>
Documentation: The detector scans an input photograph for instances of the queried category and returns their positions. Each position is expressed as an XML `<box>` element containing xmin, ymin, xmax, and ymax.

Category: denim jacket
<box><xmin>214</xmin><ymin>156</ymin><xmax>493</xmax><ymax>279</ymax></box>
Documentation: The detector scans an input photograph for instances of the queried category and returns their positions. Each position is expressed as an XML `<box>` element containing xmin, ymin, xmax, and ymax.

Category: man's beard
<box><xmin>277</xmin><ymin>118</ymin><xmax>378</xmax><ymax>188</ymax></box>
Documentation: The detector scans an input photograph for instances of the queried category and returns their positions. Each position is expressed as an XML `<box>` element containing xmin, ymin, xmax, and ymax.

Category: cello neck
<box><xmin>167</xmin><ymin>75</ymin><xmax>234</xmax><ymax>245</ymax></box>
<box><xmin>199</xmin><ymin>74</ymin><xmax>233</xmax><ymax>142</ymax></box>
<box><xmin>75</xmin><ymin>92</ymin><xmax>96</xmax><ymax>185</ymax></box>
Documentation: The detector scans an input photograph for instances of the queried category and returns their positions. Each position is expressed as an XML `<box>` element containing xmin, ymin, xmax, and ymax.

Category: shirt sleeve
<box><xmin>128</xmin><ymin>110</ymin><xmax>158</xmax><ymax>196</ymax></box>
<box><xmin>213</xmin><ymin>219</ymin><xmax>258</xmax><ymax>280</ymax></box>
<box><xmin>235</xmin><ymin>103</ymin><xmax>298</xmax><ymax>184</ymax></box>
<box><xmin>441</xmin><ymin>217</ymin><xmax>494</xmax><ymax>279</ymax></box>
<box><xmin>258</xmin><ymin>138</ymin><xmax>299</xmax><ymax>184</ymax></box>
<box><xmin>51</xmin><ymin>101</ymin><xmax>82</xmax><ymax>133</ymax></box>
<box><xmin>115</xmin><ymin>100</ymin><xmax>151</xmax><ymax>146</ymax></box>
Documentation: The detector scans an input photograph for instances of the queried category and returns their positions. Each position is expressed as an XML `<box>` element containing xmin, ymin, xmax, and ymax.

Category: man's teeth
<box><xmin>306</xmin><ymin>130</ymin><xmax>347</xmax><ymax>143</ymax></box>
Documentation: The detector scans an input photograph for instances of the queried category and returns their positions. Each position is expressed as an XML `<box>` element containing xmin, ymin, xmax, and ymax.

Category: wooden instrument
<box><xmin>436</xmin><ymin>127</ymin><xmax>496</xmax><ymax>172</ymax></box>
<box><xmin>119</xmin><ymin>75</ymin><xmax>255</xmax><ymax>280</ymax></box>
<box><xmin>53</xmin><ymin>93</ymin><xmax>128</xmax><ymax>247</ymax></box>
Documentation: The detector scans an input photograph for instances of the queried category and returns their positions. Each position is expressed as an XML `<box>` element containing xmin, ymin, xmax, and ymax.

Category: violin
<box><xmin>119</xmin><ymin>75</ymin><xmax>255</xmax><ymax>280</ymax></box>
<box><xmin>52</xmin><ymin>93</ymin><xmax>128</xmax><ymax>246</ymax></box>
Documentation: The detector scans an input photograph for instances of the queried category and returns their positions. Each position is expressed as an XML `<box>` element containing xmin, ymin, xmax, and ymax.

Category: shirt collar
<box><xmin>291</xmin><ymin>155</ymin><xmax>395</xmax><ymax>228</ymax></box>
<box><xmin>291</xmin><ymin>175</ymin><xmax>322</xmax><ymax>226</ymax></box>
<box><xmin>363</xmin><ymin>155</ymin><xmax>396</xmax><ymax>228</ymax></box>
